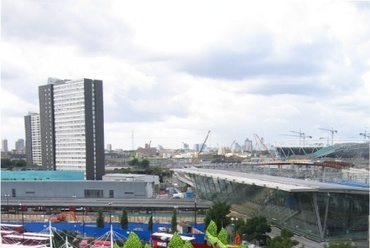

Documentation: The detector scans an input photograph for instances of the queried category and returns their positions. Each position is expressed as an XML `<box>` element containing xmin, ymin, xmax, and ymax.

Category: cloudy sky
<box><xmin>1</xmin><ymin>0</ymin><xmax>370</xmax><ymax>150</ymax></box>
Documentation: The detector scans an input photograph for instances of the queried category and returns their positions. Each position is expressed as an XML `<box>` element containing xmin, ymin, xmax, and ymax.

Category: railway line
<box><xmin>1</xmin><ymin>197</ymin><xmax>212</xmax><ymax>212</ymax></box>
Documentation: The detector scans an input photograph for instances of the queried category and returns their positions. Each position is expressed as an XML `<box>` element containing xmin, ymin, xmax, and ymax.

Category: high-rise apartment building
<box><xmin>244</xmin><ymin>138</ymin><xmax>253</xmax><ymax>152</ymax></box>
<box><xmin>106</xmin><ymin>144</ymin><xmax>112</xmax><ymax>151</ymax></box>
<box><xmin>25</xmin><ymin>112</ymin><xmax>42</xmax><ymax>166</ymax></box>
<box><xmin>1</xmin><ymin>139</ymin><xmax>9</xmax><ymax>153</ymax></box>
<box><xmin>15</xmin><ymin>139</ymin><xmax>25</xmax><ymax>154</ymax></box>
<box><xmin>39</xmin><ymin>78</ymin><xmax>105</xmax><ymax>180</ymax></box>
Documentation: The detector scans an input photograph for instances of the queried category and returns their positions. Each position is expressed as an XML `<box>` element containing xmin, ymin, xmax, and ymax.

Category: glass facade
<box><xmin>188</xmin><ymin>173</ymin><xmax>369</xmax><ymax>242</ymax></box>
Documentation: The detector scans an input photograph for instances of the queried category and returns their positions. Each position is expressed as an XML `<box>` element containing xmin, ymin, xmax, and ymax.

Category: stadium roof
<box><xmin>313</xmin><ymin>142</ymin><xmax>369</xmax><ymax>159</ymax></box>
<box><xmin>174</xmin><ymin>168</ymin><xmax>369</xmax><ymax>194</ymax></box>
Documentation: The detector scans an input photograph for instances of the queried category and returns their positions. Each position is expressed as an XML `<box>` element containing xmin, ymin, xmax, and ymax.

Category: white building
<box><xmin>25</xmin><ymin>112</ymin><xmax>42</xmax><ymax>166</ymax></box>
<box><xmin>1</xmin><ymin>139</ymin><xmax>8</xmax><ymax>153</ymax></box>
<box><xmin>39</xmin><ymin>78</ymin><xmax>105</xmax><ymax>180</ymax></box>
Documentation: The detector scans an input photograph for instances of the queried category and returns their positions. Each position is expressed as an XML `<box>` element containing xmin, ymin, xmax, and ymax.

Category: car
<box><xmin>19</xmin><ymin>206</ymin><xmax>28</xmax><ymax>211</ymax></box>
<box><xmin>61</xmin><ymin>207</ymin><xmax>90</xmax><ymax>212</ymax></box>
<box><xmin>76</xmin><ymin>207</ymin><xmax>91</xmax><ymax>212</ymax></box>
<box><xmin>33</xmin><ymin>206</ymin><xmax>46</xmax><ymax>212</ymax></box>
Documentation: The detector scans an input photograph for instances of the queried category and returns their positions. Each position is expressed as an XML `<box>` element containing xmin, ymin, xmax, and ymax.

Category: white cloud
<box><xmin>1</xmin><ymin>0</ymin><xmax>369</xmax><ymax>150</ymax></box>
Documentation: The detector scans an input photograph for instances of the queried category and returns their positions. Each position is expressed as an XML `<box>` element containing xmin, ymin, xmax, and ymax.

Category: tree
<box><xmin>148</xmin><ymin>215</ymin><xmax>153</xmax><ymax>232</ymax></box>
<box><xmin>204</xmin><ymin>201</ymin><xmax>231</xmax><ymax>233</ymax></box>
<box><xmin>128</xmin><ymin>158</ymin><xmax>139</xmax><ymax>166</ymax></box>
<box><xmin>266</xmin><ymin>228</ymin><xmax>298</xmax><ymax>248</ymax></box>
<box><xmin>168</xmin><ymin>232</ymin><xmax>183</xmax><ymax>248</ymax></box>
<box><xmin>217</xmin><ymin>228</ymin><xmax>228</xmax><ymax>245</ymax></box>
<box><xmin>141</xmin><ymin>159</ymin><xmax>150</xmax><ymax>169</ymax></box>
<box><xmin>53</xmin><ymin>229</ymin><xmax>76</xmax><ymax>248</ymax></box>
<box><xmin>324</xmin><ymin>240</ymin><xmax>358</xmax><ymax>248</ymax></box>
<box><xmin>183</xmin><ymin>240</ymin><xmax>194</xmax><ymax>248</ymax></box>
<box><xmin>15</xmin><ymin>159</ymin><xmax>27</xmax><ymax>167</ymax></box>
<box><xmin>120</xmin><ymin>208</ymin><xmax>128</xmax><ymax>229</ymax></box>
<box><xmin>280</xmin><ymin>228</ymin><xmax>294</xmax><ymax>239</ymax></box>
<box><xmin>205</xmin><ymin>220</ymin><xmax>220</xmax><ymax>247</ymax></box>
<box><xmin>206</xmin><ymin>220</ymin><xmax>218</xmax><ymax>237</ymax></box>
<box><xmin>171</xmin><ymin>208</ymin><xmax>178</xmax><ymax>233</ymax></box>
<box><xmin>1</xmin><ymin>158</ymin><xmax>15</xmax><ymax>169</ymax></box>
<box><xmin>113</xmin><ymin>243</ymin><xmax>122</xmax><ymax>248</ymax></box>
<box><xmin>266</xmin><ymin>228</ymin><xmax>293</xmax><ymax>248</ymax></box>
<box><xmin>96</xmin><ymin>209</ymin><xmax>105</xmax><ymax>228</ymax></box>
<box><xmin>123</xmin><ymin>232</ymin><xmax>142</xmax><ymax>248</ymax></box>
<box><xmin>266</xmin><ymin>236</ymin><xmax>294</xmax><ymax>248</ymax></box>
<box><xmin>244</xmin><ymin>216</ymin><xmax>271</xmax><ymax>245</ymax></box>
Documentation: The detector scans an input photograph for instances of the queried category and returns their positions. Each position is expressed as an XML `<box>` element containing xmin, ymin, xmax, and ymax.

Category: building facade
<box><xmin>1</xmin><ymin>180</ymin><xmax>152</xmax><ymax>199</ymax></box>
<box><xmin>39</xmin><ymin>78</ymin><xmax>105</xmax><ymax>180</ymax></box>
<box><xmin>14</xmin><ymin>139</ymin><xmax>25</xmax><ymax>154</ymax></box>
<box><xmin>1</xmin><ymin>139</ymin><xmax>8</xmax><ymax>153</ymax></box>
<box><xmin>24</xmin><ymin>112</ymin><xmax>42</xmax><ymax>166</ymax></box>
<box><xmin>244</xmin><ymin>138</ymin><xmax>253</xmax><ymax>152</ymax></box>
<box><xmin>174</xmin><ymin>168</ymin><xmax>369</xmax><ymax>243</ymax></box>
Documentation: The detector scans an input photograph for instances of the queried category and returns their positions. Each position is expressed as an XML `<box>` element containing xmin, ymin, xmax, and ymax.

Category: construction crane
<box><xmin>289</xmin><ymin>130</ymin><xmax>312</xmax><ymax>146</ymax></box>
<box><xmin>253</xmin><ymin>133</ymin><xmax>275</xmax><ymax>161</ymax></box>
<box><xmin>230</xmin><ymin>140</ymin><xmax>236</xmax><ymax>154</ymax></box>
<box><xmin>359</xmin><ymin>131</ymin><xmax>370</xmax><ymax>142</ymax></box>
<box><xmin>182</xmin><ymin>142</ymin><xmax>189</xmax><ymax>149</ymax></box>
<box><xmin>319</xmin><ymin>127</ymin><xmax>337</xmax><ymax>146</ymax></box>
<box><xmin>194</xmin><ymin>130</ymin><xmax>211</xmax><ymax>164</ymax></box>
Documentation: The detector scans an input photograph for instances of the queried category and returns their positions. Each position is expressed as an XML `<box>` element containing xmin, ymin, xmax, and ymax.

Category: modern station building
<box><xmin>1</xmin><ymin>172</ymin><xmax>159</xmax><ymax>199</ymax></box>
<box><xmin>174</xmin><ymin>167</ymin><xmax>369</xmax><ymax>242</ymax></box>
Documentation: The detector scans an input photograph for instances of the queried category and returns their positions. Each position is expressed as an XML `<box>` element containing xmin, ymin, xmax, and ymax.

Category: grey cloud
<box><xmin>247</xmin><ymin>81</ymin><xmax>329</xmax><ymax>96</ymax></box>
<box><xmin>177</xmin><ymin>34</ymin><xmax>370</xmax><ymax>99</ymax></box>
<box><xmin>1</xmin><ymin>65</ymin><xmax>39</xmax><ymax>101</ymax></box>
<box><xmin>2</xmin><ymin>1</ymin><xmax>135</xmax><ymax>57</ymax></box>
<box><xmin>104</xmin><ymin>85</ymin><xmax>190</xmax><ymax>123</ymax></box>
<box><xmin>178</xmin><ymin>36</ymin><xmax>328</xmax><ymax>81</ymax></box>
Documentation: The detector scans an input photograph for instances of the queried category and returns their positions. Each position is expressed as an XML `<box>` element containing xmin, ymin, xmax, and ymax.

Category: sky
<box><xmin>1</xmin><ymin>0</ymin><xmax>370</xmax><ymax>151</ymax></box>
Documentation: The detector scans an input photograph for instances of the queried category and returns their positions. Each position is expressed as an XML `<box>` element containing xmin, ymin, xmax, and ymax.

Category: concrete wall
<box><xmin>1</xmin><ymin>180</ymin><xmax>152</xmax><ymax>199</ymax></box>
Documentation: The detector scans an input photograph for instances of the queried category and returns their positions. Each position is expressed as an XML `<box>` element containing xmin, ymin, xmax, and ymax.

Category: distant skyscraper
<box><xmin>106</xmin><ymin>144</ymin><xmax>112</xmax><ymax>151</ymax></box>
<box><xmin>1</xmin><ymin>139</ymin><xmax>9</xmax><ymax>153</ymax></box>
<box><xmin>39</xmin><ymin>78</ymin><xmax>105</xmax><ymax>180</ymax></box>
<box><xmin>25</xmin><ymin>112</ymin><xmax>42</xmax><ymax>166</ymax></box>
<box><xmin>244</xmin><ymin>138</ymin><xmax>253</xmax><ymax>152</ymax></box>
<box><xmin>15</xmin><ymin>139</ymin><xmax>25</xmax><ymax>154</ymax></box>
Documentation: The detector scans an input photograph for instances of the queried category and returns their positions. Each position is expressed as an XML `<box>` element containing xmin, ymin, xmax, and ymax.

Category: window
<box><xmin>84</xmin><ymin>189</ymin><xmax>103</xmax><ymax>198</ymax></box>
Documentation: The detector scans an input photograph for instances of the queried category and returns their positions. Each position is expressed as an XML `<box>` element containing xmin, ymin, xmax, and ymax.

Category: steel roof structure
<box><xmin>174</xmin><ymin>168</ymin><xmax>369</xmax><ymax>194</ymax></box>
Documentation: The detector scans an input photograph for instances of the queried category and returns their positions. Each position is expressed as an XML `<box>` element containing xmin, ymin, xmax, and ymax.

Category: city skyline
<box><xmin>1</xmin><ymin>1</ymin><xmax>369</xmax><ymax>150</ymax></box>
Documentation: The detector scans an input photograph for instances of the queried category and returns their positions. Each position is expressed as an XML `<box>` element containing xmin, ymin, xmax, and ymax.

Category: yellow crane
<box><xmin>253</xmin><ymin>133</ymin><xmax>275</xmax><ymax>161</ymax></box>
<box><xmin>194</xmin><ymin>130</ymin><xmax>211</xmax><ymax>164</ymax></box>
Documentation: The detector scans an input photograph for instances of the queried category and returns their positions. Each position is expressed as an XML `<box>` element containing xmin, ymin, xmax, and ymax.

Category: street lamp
<box><xmin>82</xmin><ymin>209</ymin><xmax>86</xmax><ymax>237</ymax></box>
<box><xmin>19</xmin><ymin>203</ymin><xmax>25</xmax><ymax>237</ymax></box>
<box><xmin>194</xmin><ymin>200</ymin><xmax>197</xmax><ymax>231</ymax></box>
<box><xmin>108</xmin><ymin>202</ymin><xmax>113</xmax><ymax>226</ymax></box>
<box><xmin>231</xmin><ymin>217</ymin><xmax>238</xmax><ymax>243</ymax></box>
<box><xmin>5</xmin><ymin>194</ymin><xmax>9</xmax><ymax>217</ymax></box>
